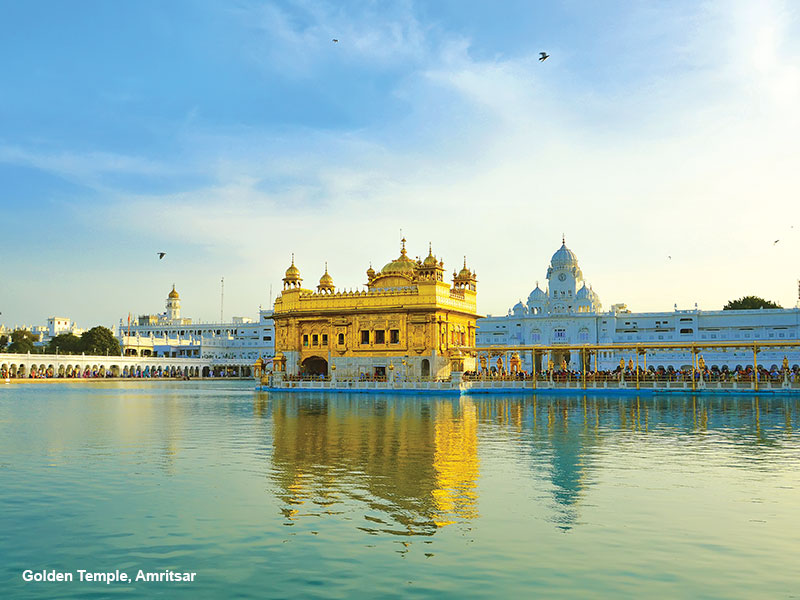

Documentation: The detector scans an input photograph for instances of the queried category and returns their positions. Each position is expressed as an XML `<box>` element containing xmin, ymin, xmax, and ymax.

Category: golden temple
<box><xmin>271</xmin><ymin>239</ymin><xmax>479</xmax><ymax>380</ymax></box>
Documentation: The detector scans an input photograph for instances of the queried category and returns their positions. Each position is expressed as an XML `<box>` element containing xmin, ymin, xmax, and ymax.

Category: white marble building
<box><xmin>118</xmin><ymin>286</ymin><xmax>275</xmax><ymax>369</ymax></box>
<box><xmin>477</xmin><ymin>239</ymin><xmax>800</xmax><ymax>371</ymax></box>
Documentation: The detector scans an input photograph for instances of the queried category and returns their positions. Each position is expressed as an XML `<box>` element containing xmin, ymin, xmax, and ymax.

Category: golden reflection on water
<box><xmin>261</xmin><ymin>393</ymin><xmax>799</xmax><ymax>537</ymax></box>
<box><xmin>268</xmin><ymin>397</ymin><xmax>480</xmax><ymax>535</ymax></box>
<box><xmin>431</xmin><ymin>400</ymin><xmax>479</xmax><ymax>525</ymax></box>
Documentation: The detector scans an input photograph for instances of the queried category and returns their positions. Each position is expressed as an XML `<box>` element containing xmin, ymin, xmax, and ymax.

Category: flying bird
<box><xmin>773</xmin><ymin>239</ymin><xmax>780</xmax><ymax>245</ymax></box>
<box><xmin>539</xmin><ymin>52</ymin><xmax>549</xmax><ymax>62</ymax></box>
<box><xmin>668</xmin><ymin>255</ymin><xmax>672</xmax><ymax>260</ymax></box>
<box><xmin>157</xmin><ymin>252</ymin><xmax>166</xmax><ymax>259</ymax></box>
<box><xmin>332</xmin><ymin>38</ymin><xmax>338</xmax><ymax>43</ymax></box>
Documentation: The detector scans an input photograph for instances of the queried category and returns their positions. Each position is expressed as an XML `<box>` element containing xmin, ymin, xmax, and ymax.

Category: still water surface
<box><xmin>1</xmin><ymin>382</ymin><xmax>798</xmax><ymax>598</ymax></box>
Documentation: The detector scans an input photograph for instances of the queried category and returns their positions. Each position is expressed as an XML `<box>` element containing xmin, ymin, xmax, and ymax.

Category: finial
<box><xmin>291</xmin><ymin>253</ymin><xmax>295</xmax><ymax>265</ymax></box>
<box><xmin>400</xmin><ymin>236</ymin><xmax>407</xmax><ymax>256</ymax></box>
<box><xmin>562</xmin><ymin>233</ymin><xmax>565</xmax><ymax>245</ymax></box>
<box><xmin>428</xmin><ymin>242</ymin><xmax>432</xmax><ymax>255</ymax></box>
<box><xmin>324</xmin><ymin>261</ymin><xmax>328</xmax><ymax>273</ymax></box>
<box><xmin>463</xmin><ymin>256</ymin><xmax>467</xmax><ymax>268</ymax></box>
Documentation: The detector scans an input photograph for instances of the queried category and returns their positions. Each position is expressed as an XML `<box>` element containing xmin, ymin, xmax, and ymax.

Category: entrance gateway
<box><xmin>300</xmin><ymin>356</ymin><xmax>328</xmax><ymax>377</ymax></box>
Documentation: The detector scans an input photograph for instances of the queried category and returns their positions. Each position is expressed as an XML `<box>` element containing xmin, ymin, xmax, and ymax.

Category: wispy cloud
<box><xmin>3</xmin><ymin>0</ymin><xmax>799</xmax><ymax>326</ymax></box>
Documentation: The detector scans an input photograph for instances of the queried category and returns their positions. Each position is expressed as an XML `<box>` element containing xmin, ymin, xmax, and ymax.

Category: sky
<box><xmin>1</xmin><ymin>0</ymin><xmax>799</xmax><ymax>329</ymax></box>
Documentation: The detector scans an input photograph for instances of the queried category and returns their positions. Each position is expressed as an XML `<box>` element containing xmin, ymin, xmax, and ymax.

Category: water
<box><xmin>1</xmin><ymin>382</ymin><xmax>798</xmax><ymax>599</ymax></box>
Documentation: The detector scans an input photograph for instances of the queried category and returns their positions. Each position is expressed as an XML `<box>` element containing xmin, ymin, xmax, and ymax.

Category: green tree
<box><xmin>0</xmin><ymin>334</ymin><xmax>7</xmax><ymax>350</ymax></box>
<box><xmin>723</xmin><ymin>296</ymin><xmax>782</xmax><ymax>310</ymax></box>
<box><xmin>80</xmin><ymin>326</ymin><xmax>121</xmax><ymax>356</ymax></box>
<box><xmin>48</xmin><ymin>333</ymin><xmax>83</xmax><ymax>355</ymax></box>
<box><xmin>7</xmin><ymin>329</ymin><xmax>39</xmax><ymax>353</ymax></box>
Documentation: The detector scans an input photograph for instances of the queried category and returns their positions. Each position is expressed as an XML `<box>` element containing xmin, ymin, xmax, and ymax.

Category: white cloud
<box><xmin>5</xmin><ymin>0</ymin><xmax>800</xmax><ymax>326</ymax></box>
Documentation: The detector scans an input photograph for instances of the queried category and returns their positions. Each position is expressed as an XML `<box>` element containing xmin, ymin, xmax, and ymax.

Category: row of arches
<box><xmin>1</xmin><ymin>363</ymin><xmax>203</xmax><ymax>379</ymax></box>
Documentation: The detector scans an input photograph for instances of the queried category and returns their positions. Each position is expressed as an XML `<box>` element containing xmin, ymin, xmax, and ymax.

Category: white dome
<box><xmin>527</xmin><ymin>284</ymin><xmax>547</xmax><ymax>305</ymax></box>
<box><xmin>577</xmin><ymin>284</ymin><xmax>590</xmax><ymax>300</ymax></box>
<box><xmin>512</xmin><ymin>300</ymin><xmax>527</xmax><ymax>315</ymax></box>
<box><xmin>550</xmin><ymin>242</ymin><xmax>579</xmax><ymax>268</ymax></box>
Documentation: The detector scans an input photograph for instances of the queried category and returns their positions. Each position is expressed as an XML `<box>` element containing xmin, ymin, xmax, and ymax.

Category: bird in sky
<box><xmin>157</xmin><ymin>252</ymin><xmax>166</xmax><ymax>259</ymax></box>
<box><xmin>668</xmin><ymin>255</ymin><xmax>672</xmax><ymax>260</ymax></box>
<box><xmin>773</xmin><ymin>239</ymin><xmax>780</xmax><ymax>245</ymax></box>
<box><xmin>539</xmin><ymin>52</ymin><xmax>549</xmax><ymax>62</ymax></box>
<box><xmin>332</xmin><ymin>38</ymin><xmax>338</xmax><ymax>43</ymax></box>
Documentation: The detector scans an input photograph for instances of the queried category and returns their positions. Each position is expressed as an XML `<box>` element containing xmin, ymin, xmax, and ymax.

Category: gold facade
<box><xmin>272</xmin><ymin>239</ymin><xmax>479</xmax><ymax>380</ymax></box>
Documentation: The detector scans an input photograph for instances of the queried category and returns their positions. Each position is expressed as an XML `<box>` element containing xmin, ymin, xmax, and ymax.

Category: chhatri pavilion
<box><xmin>272</xmin><ymin>239</ymin><xmax>479</xmax><ymax>380</ymax></box>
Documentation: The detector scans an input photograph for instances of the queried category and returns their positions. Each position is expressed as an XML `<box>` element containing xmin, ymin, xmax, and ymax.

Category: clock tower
<box><xmin>545</xmin><ymin>236</ymin><xmax>583</xmax><ymax>313</ymax></box>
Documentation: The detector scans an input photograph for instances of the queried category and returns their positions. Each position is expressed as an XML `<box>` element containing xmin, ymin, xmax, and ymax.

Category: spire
<box><xmin>562</xmin><ymin>233</ymin><xmax>565</xmax><ymax>245</ymax></box>
<box><xmin>400</xmin><ymin>237</ymin><xmax>407</xmax><ymax>257</ymax></box>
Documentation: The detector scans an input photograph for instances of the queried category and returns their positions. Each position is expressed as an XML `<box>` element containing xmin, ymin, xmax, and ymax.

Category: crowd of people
<box><xmin>463</xmin><ymin>364</ymin><xmax>800</xmax><ymax>384</ymax></box>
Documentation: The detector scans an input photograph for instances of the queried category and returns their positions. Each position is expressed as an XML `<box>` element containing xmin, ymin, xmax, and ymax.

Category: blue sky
<box><xmin>1</xmin><ymin>0</ymin><xmax>799</xmax><ymax>328</ymax></box>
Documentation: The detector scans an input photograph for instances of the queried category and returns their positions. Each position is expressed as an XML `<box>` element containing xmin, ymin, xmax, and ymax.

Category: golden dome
<box><xmin>285</xmin><ymin>255</ymin><xmax>300</xmax><ymax>278</ymax></box>
<box><xmin>283</xmin><ymin>254</ymin><xmax>303</xmax><ymax>289</ymax></box>
<box><xmin>319</xmin><ymin>263</ymin><xmax>334</xmax><ymax>287</ymax></box>
<box><xmin>366</xmin><ymin>263</ymin><xmax>376</xmax><ymax>279</ymax></box>
<box><xmin>381</xmin><ymin>238</ymin><xmax>417</xmax><ymax>275</ymax></box>
<box><xmin>457</xmin><ymin>257</ymin><xmax>472</xmax><ymax>279</ymax></box>
<box><xmin>422</xmin><ymin>243</ymin><xmax>437</xmax><ymax>267</ymax></box>
<box><xmin>168</xmin><ymin>284</ymin><xmax>179</xmax><ymax>299</ymax></box>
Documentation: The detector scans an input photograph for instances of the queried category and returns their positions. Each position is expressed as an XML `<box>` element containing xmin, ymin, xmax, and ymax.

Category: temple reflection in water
<box><xmin>260</xmin><ymin>393</ymin><xmax>798</xmax><ymax>535</ymax></box>
<box><xmin>267</xmin><ymin>395</ymin><xmax>479</xmax><ymax>534</ymax></box>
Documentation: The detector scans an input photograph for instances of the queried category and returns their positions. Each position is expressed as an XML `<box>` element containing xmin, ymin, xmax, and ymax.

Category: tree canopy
<box><xmin>80</xmin><ymin>326</ymin><xmax>121</xmax><ymax>356</ymax></box>
<box><xmin>723</xmin><ymin>296</ymin><xmax>782</xmax><ymax>310</ymax></box>
<box><xmin>7</xmin><ymin>329</ymin><xmax>40</xmax><ymax>353</ymax></box>
<box><xmin>47</xmin><ymin>333</ymin><xmax>83</xmax><ymax>354</ymax></box>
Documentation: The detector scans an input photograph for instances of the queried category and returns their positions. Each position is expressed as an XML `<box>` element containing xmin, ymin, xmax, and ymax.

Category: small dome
<box><xmin>456</xmin><ymin>257</ymin><xmax>472</xmax><ymax>279</ymax></box>
<box><xmin>168</xmin><ymin>285</ymin><xmax>179</xmax><ymax>299</ymax></box>
<box><xmin>366</xmin><ymin>264</ymin><xmax>375</xmax><ymax>278</ymax></box>
<box><xmin>550</xmin><ymin>237</ymin><xmax>579</xmax><ymax>268</ymax></box>
<box><xmin>283</xmin><ymin>254</ymin><xmax>303</xmax><ymax>288</ymax></box>
<box><xmin>319</xmin><ymin>263</ymin><xmax>334</xmax><ymax>287</ymax></box>
<box><xmin>285</xmin><ymin>259</ymin><xmax>300</xmax><ymax>278</ymax></box>
<box><xmin>577</xmin><ymin>284</ymin><xmax>590</xmax><ymax>300</ymax></box>
<box><xmin>512</xmin><ymin>300</ymin><xmax>527</xmax><ymax>315</ymax></box>
<box><xmin>423</xmin><ymin>243</ymin><xmax>437</xmax><ymax>267</ymax></box>
<box><xmin>527</xmin><ymin>283</ymin><xmax>547</xmax><ymax>304</ymax></box>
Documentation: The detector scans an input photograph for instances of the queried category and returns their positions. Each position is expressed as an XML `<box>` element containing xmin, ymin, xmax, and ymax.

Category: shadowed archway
<box><xmin>301</xmin><ymin>356</ymin><xmax>328</xmax><ymax>377</ymax></box>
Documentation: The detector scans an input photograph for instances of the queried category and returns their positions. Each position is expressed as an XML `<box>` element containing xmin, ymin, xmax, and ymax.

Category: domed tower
<box><xmin>545</xmin><ymin>236</ymin><xmax>584</xmax><ymax>313</ymax></box>
<box><xmin>282</xmin><ymin>254</ymin><xmax>303</xmax><ymax>290</ymax></box>
<box><xmin>526</xmin><ymin>282</ymin><xmax>548</xmax><ymax>315</ymax></box>
<box><xmin>317</xmin><ymin>263</ymin><xmax>335</xmax><ymax>294</ymax></box>
<box><xmin>166</xmin><ymin>284</ymin><xmax>181</xmax><ymax>322</ymax></box>
<box><xmin>417</xmin><ymin>243</ymin><xmax>445</xmax><ymax>282</ymax></box>
<box><xmin>453</xmin><ymin>257</ymin><xmax>477</xmax><ymax>292</ymax></box>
